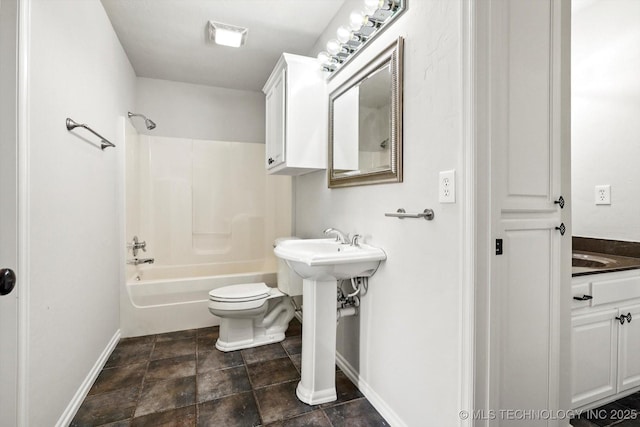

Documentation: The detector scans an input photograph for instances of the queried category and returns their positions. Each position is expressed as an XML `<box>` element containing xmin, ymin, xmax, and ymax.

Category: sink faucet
<box><xmin>324</xmin><ymin>228</ymin><xmax>350</xmax><ymax>244</ymax></box>
<box><xmin>127</xmin><ymin>258</ymin><xmax>155</xmax><ymax>265</ymax></box>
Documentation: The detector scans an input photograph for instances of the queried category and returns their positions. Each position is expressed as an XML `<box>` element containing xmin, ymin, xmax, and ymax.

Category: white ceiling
<box><xmin>100</xmin><ymin>0</ymin><xmax>346</xmax><ymax>91</ymax></box>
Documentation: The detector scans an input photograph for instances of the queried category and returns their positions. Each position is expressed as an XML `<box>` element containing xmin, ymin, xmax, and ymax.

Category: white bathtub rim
<box><xmin>125</xmin><ymin>271</ymin><xmax>277</xmax><ymax>309</ymax></box>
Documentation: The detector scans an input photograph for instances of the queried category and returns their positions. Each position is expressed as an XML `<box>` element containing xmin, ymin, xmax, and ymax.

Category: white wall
<box><xmin>135</xmin><ymin>77</ymin><xmax>265</xmax><ymax>143</ymax></box>
<box><xmin>572</xmin><ymin>0</ymin><xmax>640</xmax><ymax>241</ymax></box>
<box><xmin>298</xmin><ymin>2</ymin><xmax>463</xmax><ymax>425</ymax></box>
<box><xmin>27</xmin><ymin>0</ymin><xmax>135</xmax><ymax>424</ymax></box>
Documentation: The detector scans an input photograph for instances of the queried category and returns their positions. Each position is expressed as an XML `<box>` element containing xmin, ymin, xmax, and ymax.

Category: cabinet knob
<box><xmin>627</xmin><ymin>313</ymin><xmax>632</xmax><ymax>323</ymax></box>
<box><xmin>554</xmin><ymin>196</ymin><xmax>565</xmax><ymax>209</ymax></box>
<box><xmin>268</xmin><ymin>157</ymin><xmax>274</xmax><ymax>165</ymax></box>
<box><xmin>555</xmin><ymin>223</ymin><xmax>566</xmax><ymax>236</ymax></box>
<box><xmin>616</xmin><ymin>315</ymin><xmax>627</xmax><ymax>325</ymax></box>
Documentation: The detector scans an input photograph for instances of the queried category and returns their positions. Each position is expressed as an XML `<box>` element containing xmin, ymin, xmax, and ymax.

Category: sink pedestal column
<box><xmin>296</xmin><ymin>278</ymin><xmax>338</xmax><ymax>405</ymax></box>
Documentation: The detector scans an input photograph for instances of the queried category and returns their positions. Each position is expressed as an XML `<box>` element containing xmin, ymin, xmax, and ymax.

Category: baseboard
<box><xmin>55</xmin><ymin>329</ymin><xmax>121</xmax><ymax>427</ymax></box>
<box><xmin>335</xmin><ymin>351</ymin><xmax>407</xmax><ymax>427</ymax></box>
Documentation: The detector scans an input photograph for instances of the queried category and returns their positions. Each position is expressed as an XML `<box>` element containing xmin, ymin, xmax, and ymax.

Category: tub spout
<box><xmin>127</xmin><ymin>258</ymin><xmax>155</xmax><ymax>265</ymax></box>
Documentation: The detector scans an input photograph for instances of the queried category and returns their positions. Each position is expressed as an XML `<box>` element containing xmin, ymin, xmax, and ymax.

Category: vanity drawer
<box><xmin>572</xmin><ymin>282</ymin><xmax>593</xmax><ymax>309</ymax></box>
<box><xmin>592</xmin><ymin>275</ymin><xmax>640</xmax><ymax>306</ymax></box>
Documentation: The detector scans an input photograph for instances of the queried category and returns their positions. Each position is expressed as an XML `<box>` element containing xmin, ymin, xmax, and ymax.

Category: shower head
<box><xmin>128</xmin><ymin>112</ymin><xmax>156</xmax><ymax>130</ymax></box>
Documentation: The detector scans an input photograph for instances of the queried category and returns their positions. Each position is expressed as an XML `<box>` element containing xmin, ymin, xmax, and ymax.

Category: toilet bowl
<box><xmin>208</xmin><ymin>238</ymin><xmax>303</xmax><ymax>352</ymax></box>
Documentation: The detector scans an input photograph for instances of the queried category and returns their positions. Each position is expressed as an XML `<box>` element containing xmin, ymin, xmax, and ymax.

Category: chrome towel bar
<box><xmin>66</xmin><ymin>118</ymin><xmax>116</xmax><ymax>150</ymax></box>
<box><xmin>385</xmin><ymin>208</ymin><xmax>435</xmax><ymax>221</ymax></box>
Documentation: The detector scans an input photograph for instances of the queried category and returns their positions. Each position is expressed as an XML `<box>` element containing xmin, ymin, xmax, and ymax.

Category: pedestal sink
<box><xmin>274</xmin><ymin>238</ymin><xmax>386</xmax><ymax>405</ymax></box>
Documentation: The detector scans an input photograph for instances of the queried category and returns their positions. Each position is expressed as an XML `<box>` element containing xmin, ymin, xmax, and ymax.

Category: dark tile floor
<box><xmin>570</xmin><ymin>391</ymin><xmax>640</xmax><ymax>427</ymax></box>
<box><xmin>71</xmin><ymin>319</ymin><xmax>389</xmax><ymax>426</ymax></box>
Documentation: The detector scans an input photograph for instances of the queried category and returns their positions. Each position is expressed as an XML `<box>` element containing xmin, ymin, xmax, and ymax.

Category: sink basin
<box><xmin>572</xmin><ymin>253</ymin><xmax>618</xmax><ymax>269</ymax></box>
<box><xmin>274</xmin><ymin>238</ymin><xmax>386</xmax><ymax>280</ymax></box>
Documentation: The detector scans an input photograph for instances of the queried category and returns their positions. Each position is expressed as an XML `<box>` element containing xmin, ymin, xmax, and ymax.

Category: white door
<box><xmin>265</xmin><ymin>68</ymin><xmax>286</xmax><ymax>170</ymax></box>
<box><xmin>572</xmin><ymin>309</ymin><xmax>618</xmax><ymax>408</ymax></box>
<box><xmin>617</xmin><ymin>303</ymin><xmax>640</xmax><ymax>393</ymax></box>
<box><xmin>484</xmin><ymin>0</ymin><xmax>570</xmax><ymax>425</ymax></box>
<box><xmin>0</xmin><ymin>0</ymin><xmax>20</xmax><ymax>425</ymax></box>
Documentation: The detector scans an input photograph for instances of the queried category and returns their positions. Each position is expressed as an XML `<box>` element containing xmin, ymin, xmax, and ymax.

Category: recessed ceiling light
<box><xmin>207</xmin><ymin>21</ymin><xmax>248</xmax><ymax>48</ymax></box>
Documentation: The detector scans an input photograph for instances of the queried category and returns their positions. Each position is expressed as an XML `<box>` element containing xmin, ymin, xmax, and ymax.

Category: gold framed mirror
<box><xmin>328</xmin><ymin>37</ymin><xmax>403</xmax><ymax>188</ymax></box>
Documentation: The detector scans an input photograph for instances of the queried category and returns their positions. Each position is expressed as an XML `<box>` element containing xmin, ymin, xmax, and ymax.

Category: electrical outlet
<box><xmin>439</xmin><ymin>170</ymin><xmax>456</xmax><ymax>203</ymax></box>
<box><xmin>595</xmin><ymin>185</ymin><xmax>611</xmax><ymax>205</ymax></box>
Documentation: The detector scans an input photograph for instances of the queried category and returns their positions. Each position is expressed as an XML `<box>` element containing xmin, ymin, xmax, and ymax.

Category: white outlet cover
<box><xmin>595</xmin><ymin>185</ymin><xmax>611</xmax><ymax>205</ymax></box>
<box><xmin>439</xmin><ymin>170</ymin><xmax>455</xmax><ymax>203</ymax></box>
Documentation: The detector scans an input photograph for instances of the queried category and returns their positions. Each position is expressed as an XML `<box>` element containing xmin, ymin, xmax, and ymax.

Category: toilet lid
<box><xmin>209</xmin><ymin>282</ymin><xmax>271</xmax><ymax>302</ymax></box>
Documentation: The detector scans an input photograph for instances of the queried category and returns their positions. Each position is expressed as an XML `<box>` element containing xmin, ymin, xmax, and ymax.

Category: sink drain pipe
<box><xmin>337</xmin><ymin>306</ymin><xmax>358</xmax><ymax>321</ymax></box>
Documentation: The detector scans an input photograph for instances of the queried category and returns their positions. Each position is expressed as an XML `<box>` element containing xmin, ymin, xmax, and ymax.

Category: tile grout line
<box><xmin>130</xmin><ymin>334</ymin><xmax>156</xmax><ymax>423</ymax></box>
<box><xmin>241</xmin><ymin>346</ymin><xmax>266</xmax><ymax>426</ymax></box>
<box><xmin>195</xmin><ymin>328</ymin><xmax>199</xmax><ymax>426</ymax></box>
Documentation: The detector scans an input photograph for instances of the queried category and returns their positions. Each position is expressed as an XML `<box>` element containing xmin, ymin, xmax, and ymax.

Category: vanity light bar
<box><xmin>317</xmin><ymin>0</ymin><xmax>404</xmax><ymax>73</ymax></box>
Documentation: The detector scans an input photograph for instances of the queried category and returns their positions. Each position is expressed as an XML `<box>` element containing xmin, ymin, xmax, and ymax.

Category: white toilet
<box><xmin>208</xmin><ymin>238</ymin><xmax>303</xmax><ymax>352</ymax></box>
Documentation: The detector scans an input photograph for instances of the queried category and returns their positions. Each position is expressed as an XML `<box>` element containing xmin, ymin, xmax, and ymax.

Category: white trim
<box><xmin>55</xmin><ymin>329</ymin><xmax>121</xmax><ymax>427</ymax></box>
<box><xmin>335</xmin><ymin>351</ymin><xmax>407</xmax><ymax>427</ymax></box>
<box><xmin>459</xmin><ymin>0</ymin><xmax>476</xmax><ymax>425</ymax></box>
<box><xmin>17</xmin><ymin>0</ymin><xmax>31</xmax><ymax>424</ymax></box>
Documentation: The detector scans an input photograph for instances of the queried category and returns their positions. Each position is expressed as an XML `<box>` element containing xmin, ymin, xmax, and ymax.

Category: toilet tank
<box><xmin>274</xmin><ymin>237</ymin><xmax>303</xmax><ymax>296</ymax></box>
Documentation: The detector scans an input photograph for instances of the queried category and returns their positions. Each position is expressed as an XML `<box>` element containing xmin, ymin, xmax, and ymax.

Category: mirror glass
<box><xmin>329</xmin><ymin>37</ymin><xmax>403</xmax><ymax>188</ymax></box>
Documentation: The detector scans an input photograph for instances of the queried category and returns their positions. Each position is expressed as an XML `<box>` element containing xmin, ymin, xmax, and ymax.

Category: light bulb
<box><xmin>326</xmin><ymin>39</ymin><xmax>341</xmax><ymax>55</ymax></box>
<box><xmin>363</xmin><ymin>0</ymin><xmax>382</xmax><ymax>15</ymax></box>
<box><xmin>316</xmin><ymin>51</ymin><xmax>332</xmax><ymax>65</ymax></box>
<box><xmin>336</xmin><ymin>26</ymin><xmax>352</xmax><ymax>44</ymax></box>
<box><xmin>349</xmin><ymin>10</ymin><xmax>366</xmax><ymax>31</ymax></box>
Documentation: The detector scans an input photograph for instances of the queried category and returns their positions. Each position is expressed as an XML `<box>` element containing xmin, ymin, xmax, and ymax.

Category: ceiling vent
<box><xmin>207</xmin><ymin>21</ymin><xmax>248</xmax><ymax>48</ymax></box>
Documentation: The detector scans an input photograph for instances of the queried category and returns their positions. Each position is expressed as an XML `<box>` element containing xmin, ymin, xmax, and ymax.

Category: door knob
<box><xmin>0</xmin><ymin>268</ymin><xmax>16</xmax><ymax>296</ymax></box>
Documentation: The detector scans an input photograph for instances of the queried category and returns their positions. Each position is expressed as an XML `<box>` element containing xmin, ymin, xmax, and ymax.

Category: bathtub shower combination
<box><xmin>121</xmin><ymin>121</ymin><xmax>292</xmax><ymax>337</ymax></box>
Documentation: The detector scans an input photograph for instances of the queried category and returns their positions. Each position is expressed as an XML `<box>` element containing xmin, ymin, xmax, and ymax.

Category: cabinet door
<box><xmin>572</xmin><ymin>309</ymin><xmax>618</xmax><ymax>409</ymax></box>
<box><xmin>486</xmin><ymin>0</ymin><xmax>569</xmax><ymax>424</ymax></box>
<box><xmin>617</xmin><ymin>303</ymin><xmax>640</xmax><ymax>393</ymax></box>
<box><xmin>265</xmin><ymin>68</ymin><xmax>286</xmax><ymax>170</ymax></box>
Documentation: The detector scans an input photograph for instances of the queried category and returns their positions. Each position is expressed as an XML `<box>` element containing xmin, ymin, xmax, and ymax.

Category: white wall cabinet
<box><xmin>571</xmin><ymin>272</ymin><xmax>640</xmax><ymax>410</ymax></box>
<box><xmin>262</xmin><ymin>53</ymin><xmax>326</xmax><ymax>175</ymax></box>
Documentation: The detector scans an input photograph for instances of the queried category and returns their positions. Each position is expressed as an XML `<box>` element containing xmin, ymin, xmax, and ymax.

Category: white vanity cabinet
<box><xmin>572</xmin><ymin>308</ymin><xmax>618</xmax><ymax>408</ymax></box>
<box><xmin>571</xmin><ymin>270</ymin><xmax>640</xmax><ymax>410</ymax></box>
<box><xmin>262</xmin><ymin>53</ymin><xmax>326</xmax><ymax>175</ymax></box>
<box><xmin>617</xmin><ymin>302</ymin><xmax>640</xmax><ymax>393</ymax></box>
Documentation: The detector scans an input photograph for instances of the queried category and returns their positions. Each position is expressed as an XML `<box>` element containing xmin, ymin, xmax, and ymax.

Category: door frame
<box><xmin>16</xmin><ymin>0</ymin><xmax>31</xmax><ymax>423</ymax></box>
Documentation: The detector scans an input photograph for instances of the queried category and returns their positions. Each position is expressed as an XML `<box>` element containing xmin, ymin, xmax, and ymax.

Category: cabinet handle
<box><xmin>573</xmin><ymin>295</ymin><xmax>593</xmax><ymax>301</ymax></box>
<box><xmin>554</xmin><ymin>196</ymin><xmax>565</xmax><ymax>209</ymax></box>
<box><xmin>616</xmin><ymin>315</ymin><xmax>627</xmax><ymax>325</ymax></box>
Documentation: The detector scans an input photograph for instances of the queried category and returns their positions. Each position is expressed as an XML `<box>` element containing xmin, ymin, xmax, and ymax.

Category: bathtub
<box><xmin>121</xmin><ymin>260</ymin><xmax>277</xmax><ymax>337</ymax></box>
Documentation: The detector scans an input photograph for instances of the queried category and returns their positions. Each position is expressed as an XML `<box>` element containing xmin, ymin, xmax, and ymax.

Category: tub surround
<box><xmin>573</xmin><ymin>237</ymin><xmax>640</xmax><ymax>277</ymax></box>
